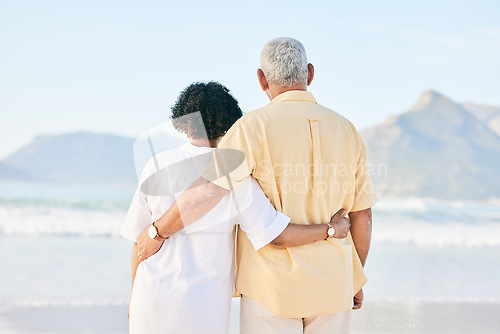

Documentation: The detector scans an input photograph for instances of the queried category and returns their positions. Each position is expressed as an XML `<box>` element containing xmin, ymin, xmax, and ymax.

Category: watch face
<box><xmin>328</xmin><ymin>227</ymin><xmax>335</xmax><ymax>237</ymax></box>
<box><xmin>147</xmin><ymin>225</ymin><xmax>157</xmax><ymax>239</ymax></box>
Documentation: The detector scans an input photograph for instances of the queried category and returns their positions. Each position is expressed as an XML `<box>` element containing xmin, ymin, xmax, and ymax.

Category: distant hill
<box><xmin>361</xmin><ymin>90</ymin><xmax>500</xmax><ymax>200</ymax></box>
<box><xmin>462</xmin><ymin>103</ymin><xmax>500</xmax><ymax>137</ymax></box>
<box><xmin>2</xmin><ymin>92</ymin><xmax>500</xmax><ymax>199</ymax></box>
<box><xmin>0</xmin><ymin>162</ymin><xmax>34</xmax><ymax>180</ymax></box>
<box><xmin>2</xmin><ymin>131</ymin><xmax>185</xmax><ymax>184</ymax></box>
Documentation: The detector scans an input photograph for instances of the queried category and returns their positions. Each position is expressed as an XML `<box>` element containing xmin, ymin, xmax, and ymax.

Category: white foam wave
<box><xmin>0</xmin><ymin>205</ymin><xmax>126</xmax><ymax>237</ymax></box>
<box><xmin>0</xmin><ymin>298</ymin><xmax>129</xmax><ymax>308</ymax></box>
<box><xmin>372</xmin><ymin>198</ymin><xmax>500</xmax><ymax>248</ymax></box>
<box><xmin>375</xmin><ymin>197</ymin><xmax>500</xmax><ymax>216</ymax></box>
<box><xmin>373</xmin><ymin>218</ymin><xmax>500</xmax><ymax>248</ymax></box>
<box><xmin>374</xmin><ymin>226</ymin><xmax>500</xmax><ymax>248</ymax></box>
<box><xmin>2</xmin><ymin>296</ymin><xmax>499</xmax><ymax>308</ymax></box>
<box><xmin>366</xmin><ymin>295</ymin><xmax>500</xmax><ymax>304</ymax></box>
<box><xmin>1</xmin><ymin>198</ymin><xmax>499</xmax><ymax>246</ymax></box>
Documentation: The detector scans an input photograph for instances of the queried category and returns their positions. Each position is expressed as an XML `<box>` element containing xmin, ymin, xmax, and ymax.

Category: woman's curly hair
<box><xmin>170</xmin><ymin>82</ymin><xmax>242</xmax><ymax>140</ymax></box>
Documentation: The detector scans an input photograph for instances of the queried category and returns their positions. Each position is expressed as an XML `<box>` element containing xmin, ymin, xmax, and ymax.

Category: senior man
<box><xmin>137</xmin><ymin>37</ymin><xmax>376</xmax><ymax>333</ymax></box>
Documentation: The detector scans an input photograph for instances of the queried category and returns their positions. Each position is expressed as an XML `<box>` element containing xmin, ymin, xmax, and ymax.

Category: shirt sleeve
<box><xmin>351</xmin><ymin>137</ymin><xmax>378</xmax><ymax>212</ymax></box>
<box><xmin>233</xmin><ymin>177</ymin><xmax>291</xmax><ymax>251</ymax></box>
<box><xmin>201</xmin><ymin>118</ymin><xmax>258</xmax><ymax>191</ymax></box>
<box><xmin>120</xmin><ymin>188</ymin><xmax>152</xmax><ymax>242</ymax></box>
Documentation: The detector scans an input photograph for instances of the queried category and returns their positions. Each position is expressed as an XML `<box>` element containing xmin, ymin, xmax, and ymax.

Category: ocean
<box><xmin>1</xmin><ymin>181</ymin><xmax>500</xmax><ymax>332</ymax></box>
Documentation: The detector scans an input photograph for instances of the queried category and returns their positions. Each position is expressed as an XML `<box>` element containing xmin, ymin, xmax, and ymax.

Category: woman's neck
<box><xmin>190</xmin><ymin>137</ymin><xmax>221</xmax><ymax>148</ymax></box>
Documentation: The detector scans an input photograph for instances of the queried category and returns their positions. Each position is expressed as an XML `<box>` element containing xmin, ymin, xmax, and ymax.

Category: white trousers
<box><xmin>240</xmin><ymin>295</ymin><xmax>351</xmax><ymax>334</ymax></box>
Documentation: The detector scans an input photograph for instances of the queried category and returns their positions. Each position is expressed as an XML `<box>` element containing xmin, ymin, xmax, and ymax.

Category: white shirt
<box><xmin>121</xmin><ymin>143</ymin><xmax>290</xmax><ymax>334</ymax></box>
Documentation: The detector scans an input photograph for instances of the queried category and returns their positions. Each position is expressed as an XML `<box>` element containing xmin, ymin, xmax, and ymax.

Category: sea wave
<box><xmin>0</xmin><ymin>180</ymin><xmax>134</xmax><ymax>211</ymax></box>
<box><xmin>370</xmin><ymin>198</ymin><xmax>500</xmax><ymax>247</ymax></box>
<box><xmin>0</xmin><ymin>298</ymin><xmax>129</xmax><ymax>308</ymax></box>
<box><xmin>373</xmin><ymin>197</ymin><xmax>500</xmax><ymax>225</ymax></box>
<box><xmin>372</xmin><ymin>218</ymin><xmax>500</xmax><ymax>248</ymax></box>
<box><xmin>0</xmin><ymin>196</ymin><xmax>130</xmax><ymax>211</ymax></box>
<box><xmin>366</xmin><ymin>295</ymin><xmax>500</xmax><ymax>304</ymax></box>
<box><xmin>2</xmin><ymin>296</ymin><xmax>499</xmax><ymax>308</ymax></box>
<box><xmin>1</xmin><ymin>197</ymin><xmax>499</xmax><ymax>246</ymax></box>
<box><xmin>0</xmin><ymin>205</ymin><xmax>126</xmax><ymax>237</ymax></box>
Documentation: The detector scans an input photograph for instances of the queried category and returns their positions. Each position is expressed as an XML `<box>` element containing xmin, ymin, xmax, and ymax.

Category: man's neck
<box><xmin>267</xmin><ymin>84</ymin><xmax>307</xmax><ymax>100</ymax></box>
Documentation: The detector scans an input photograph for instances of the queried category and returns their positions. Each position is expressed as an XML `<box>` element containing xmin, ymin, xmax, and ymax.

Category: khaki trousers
<box><xmin>240</xmin><ymin>295</ymin><xmax>351</xmax><ymax>334</ymax></box>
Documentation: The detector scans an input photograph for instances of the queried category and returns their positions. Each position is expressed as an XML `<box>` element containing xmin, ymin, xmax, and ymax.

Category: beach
<box><xmin>1</xmin><ymin>300</ymin><xmax>499</xmax><ymax>334</ymax></box>
<box><xmin>0</xmin><ymin>305</ymin><xmax>129</xmax><ymax>334</ymax></box>
<box><xmin>1</xmin><ymin>182</ymin><xmax>500</xmax><ymax>333</ymax></box>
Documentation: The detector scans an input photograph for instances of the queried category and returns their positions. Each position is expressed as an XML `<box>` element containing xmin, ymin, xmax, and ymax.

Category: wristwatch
<box><xmin>147</xmin><ymin>222</ymin><xmax>168</xmax><ymax>241</ymax></box>
<box><xmin>325</xmin><ymin>223</ymin><xmax>335</xmax><ymax>240</ymax></box>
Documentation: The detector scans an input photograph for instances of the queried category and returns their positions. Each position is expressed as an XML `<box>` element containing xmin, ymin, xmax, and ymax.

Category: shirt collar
<box><xmin>269</xmin><ymin>90</ymin><xmax>317</xmax><ymax>105</ymax></box>
<box><xmin>180</xmin><ymin>142</ymin><xmax>217</xmax><ymax>154</ymax></box>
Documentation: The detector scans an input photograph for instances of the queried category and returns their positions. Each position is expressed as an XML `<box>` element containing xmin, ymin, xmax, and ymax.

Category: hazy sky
<box><xmin>1</xmin><ymin>0</ymin><xmax>499</xmax><ymax>158</ymax></box>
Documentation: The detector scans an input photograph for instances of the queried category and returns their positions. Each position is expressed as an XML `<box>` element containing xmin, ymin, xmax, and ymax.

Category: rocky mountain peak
<box><xmin>409</xmin><ymin>89</ymin><xmax>458</xmax><ymax>113</ymax></box>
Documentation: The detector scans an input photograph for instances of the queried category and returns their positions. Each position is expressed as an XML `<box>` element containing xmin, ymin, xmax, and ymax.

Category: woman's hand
<box><xmin>329</xmin><ymin>208</ymin><xmax>351</xmax><ymax>239</ymax></box>
<box><xmin>136</xmin><ymin>227</ymin><xmax>164</xmax><ymax>262</ymax></box>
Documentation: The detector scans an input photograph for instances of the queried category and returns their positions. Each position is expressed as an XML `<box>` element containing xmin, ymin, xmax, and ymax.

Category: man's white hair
<box><xmin>260</xmin><ymin>37</ymin><xmax>308</xmax><ymax>88</ymax></box>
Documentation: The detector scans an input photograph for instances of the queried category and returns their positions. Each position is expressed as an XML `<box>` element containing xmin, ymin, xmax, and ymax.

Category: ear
<box><xmin>307</xmin><ymin>63</ymin><xmax>314</xmax><ymax>86</ymax></box>
<box><xmin>257</xmin><ymin>69</ymin><xmax>269</xmax><ymax>91</ymax></box>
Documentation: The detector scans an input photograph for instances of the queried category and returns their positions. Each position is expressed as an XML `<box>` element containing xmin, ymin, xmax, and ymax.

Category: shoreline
<box><xmin>351</xmin><ymin>301</ymin><xmax>500</xmax><ymax>333</ymax></box>
<box><xmin>1</xmin><ymin>301</ymin><xmax>499</xmax><ymax>334</ymax></box>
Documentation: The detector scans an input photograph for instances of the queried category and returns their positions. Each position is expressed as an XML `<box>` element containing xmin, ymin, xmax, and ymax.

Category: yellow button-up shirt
<box><xmin>202</xmin><ymin>90</ymin><xmax>377</xmax><ymax>318</ymax></box>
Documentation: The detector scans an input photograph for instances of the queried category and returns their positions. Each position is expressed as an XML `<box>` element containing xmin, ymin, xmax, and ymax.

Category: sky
<box><xmin>1</xmin><ymin>0</ymin><xmax>499</xmax><ymax>159</ymax></box>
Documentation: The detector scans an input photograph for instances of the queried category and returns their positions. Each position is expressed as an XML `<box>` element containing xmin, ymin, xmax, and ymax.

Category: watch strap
<box><xmin>152</xmin><ymin>222</ymin><xmax>168</xmax><ymax>241</ymax></box>
<box><xmin>325</xmin><ymin>223</ymin><xmax>335</xmax><ymax>240</ymax></box>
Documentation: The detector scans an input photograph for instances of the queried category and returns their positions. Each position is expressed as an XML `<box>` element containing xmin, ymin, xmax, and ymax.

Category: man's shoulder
<box><xmin>242</xmin><ymin>99</ymin><xmax>355</xmax><ymax>125</ymax></box>
<box><xmin>309</xmin><ymin>101</ymin><xmax>360</xmax><ymax>133</ymax></box>
<box><xmin>231</xmin><ymin>98</ymin><xmax>361</xmax><ymax>140</ymax></box>
<box><xmin>302</xmin><ymin>103</ymin><xmax>365</xmax><ymax>150</ymax></box>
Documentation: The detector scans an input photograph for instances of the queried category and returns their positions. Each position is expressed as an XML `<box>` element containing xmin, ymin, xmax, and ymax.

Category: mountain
<box><xmin>2</xmin><ymin>92</ymin><xmax>499</xmax><ymax>199</ymax></box>
<box><xmin>462</xmin><ymin>103</ymin><xmax>500</xmax><ymax>137</ymax></box>
<box><xmin>361</xmin><ymin>90</ymin><xmax>500</xmax><ymax>200</ymax></box>
<box><xmin>2</xmin><ymin>131</ymin><xmax>185</xmax><ymax>184</ymax></box>
<box><xmin>0</xmin><ymin>162</ymin><xmax>34</xmax><ymax>180</ymax></box>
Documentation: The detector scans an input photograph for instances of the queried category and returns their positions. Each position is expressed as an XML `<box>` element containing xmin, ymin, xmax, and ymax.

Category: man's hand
<box><xmin>136</xmin><ymin>228</ymin><xmax>164</xmax><ymax>262</ymax></box>
<box><xmin>353</xmin><ymin>288</ymin><xmax>363</xmax><ymax>309</ymax></box>
<box><xmin>330</xmin><ymin>208</ymin><xmax>351</xmax><ymax>238</ymax></box>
